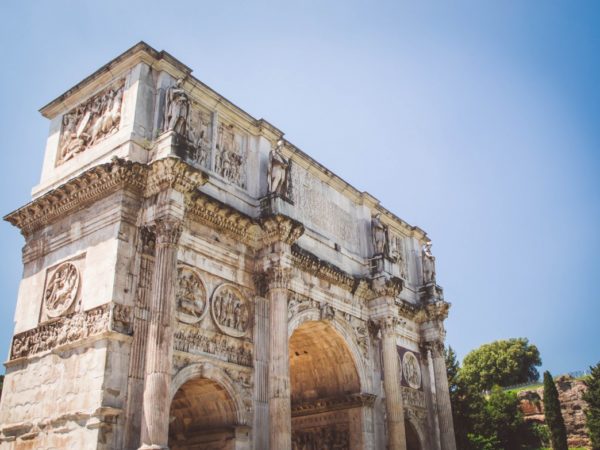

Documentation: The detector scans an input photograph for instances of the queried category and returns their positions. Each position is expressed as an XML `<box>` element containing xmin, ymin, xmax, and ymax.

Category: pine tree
<box><xmin>583</xmin><ymin>362</ymin><xmax>600</xmax><ymax>450</ymax></box>
<box><xmin>543</xmin><ymin>371</ymin><xmax>568</xmax><ymax>450</ymax></box>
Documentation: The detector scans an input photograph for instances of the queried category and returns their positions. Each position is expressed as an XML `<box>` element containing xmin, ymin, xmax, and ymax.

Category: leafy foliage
<box><xmin>461</xmin><ymin>338</ymin><xmax>542</xmax><ymax>391</ymax></box>
<box><xmin>583</xmin><ymin>362</ymin><xmax>600</xmax><ymax>450</ymax></box>
<box><xmin>543</xmin><ymin>371</ymin><xmax>568</xmax><ymax>450</ymax></box>
<box><xmin>446</xmin><ymin>342</ymin><xmax>546</xmax><ymax>450</ymax></box>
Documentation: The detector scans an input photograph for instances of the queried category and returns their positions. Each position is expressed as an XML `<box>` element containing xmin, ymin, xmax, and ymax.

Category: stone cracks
<box><xmin>0</xmin><ymin>406</ymin><xmax>121</xmax><ymax>444</ymax></box>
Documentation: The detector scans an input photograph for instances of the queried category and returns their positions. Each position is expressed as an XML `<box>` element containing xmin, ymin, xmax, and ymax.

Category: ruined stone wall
<box><xmin>518</xmin><ymin>375</ymin><xmax>591</xmax><ymax>448</ymax></box>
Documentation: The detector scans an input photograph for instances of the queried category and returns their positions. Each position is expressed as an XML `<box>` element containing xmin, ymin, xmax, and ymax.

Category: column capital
<box><xmin>154</xmin><ymin>216</ymin><xmax>183</xmax><ymax>247</ymax></box>
<box><xmin>255</xmin><ymin>266</ymin><xmax>292</xmax><ymax>294</ymax></box>
<box><xmin>259</xmin><ymin>214</ymin><xmax>304</xmax><ymax>247</ymax></box>
<box><xmin>420</xmin><ymin>339</ymin><xmax>445</xmax><ymax>357</ymax></box>
<box><xmin>145</xmin><ymin>156</ymin><xmax>207</xmax><ymax>198</ymax></box>
<box><xmin>379</xmin><ymin>316</ymin><xmax>404</xmax><ymax>335</ymax></box>
<box><xmin>372</xmin><ymin>276</ymin><xmax>403</xmax><ymax>298</ymax></box>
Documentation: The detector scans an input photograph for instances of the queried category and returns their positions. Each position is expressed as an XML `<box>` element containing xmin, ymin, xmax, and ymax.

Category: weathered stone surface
<box><xmin>518</xmin><ymin>375</ymin><xmax>591</xmax><ymax>448</ymax></box>
<box><xmin>0</xmin><ymin>42</ymin><xmax>455</xmax><ymax>450</ymax></box>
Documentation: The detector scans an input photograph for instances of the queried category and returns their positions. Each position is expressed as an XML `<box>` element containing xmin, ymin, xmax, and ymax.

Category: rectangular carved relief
<box><xmin>57</xmin><ymin>79</ymin><xmax>125</xmax><ymax>165</ymax></box>
<box><xmin>215</xmin><ymin>122</ymin><xmax>247</xmax><ymax>189</ymax></box>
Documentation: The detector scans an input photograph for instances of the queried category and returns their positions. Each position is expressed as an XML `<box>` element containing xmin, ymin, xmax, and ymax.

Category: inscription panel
<box><xmin>290</xmin><ymin>164</ymin><xmax>363</xmax><ymax>253</ymax></box>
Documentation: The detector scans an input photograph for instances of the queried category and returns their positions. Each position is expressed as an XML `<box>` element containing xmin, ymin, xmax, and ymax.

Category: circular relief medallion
<box><xmin>211</xmin><ymin>284</ymin><xmax>250</xmax><ymax>338</ymax></box>
<box><xmin>402</xmin><ymin>351</ymin><xmax>422</xmax><ymax>389</ymax></box>
<box><xmin>176</xmin><ymin>267</ymin><xmax>208</xmax><ymax>324</ymax></box>
<box><xmin>45</xmin><ymin>262</ymin><xmax>80</xmax><ymax>318</ymax></box>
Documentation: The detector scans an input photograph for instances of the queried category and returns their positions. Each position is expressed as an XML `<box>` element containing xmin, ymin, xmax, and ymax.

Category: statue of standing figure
<box><xmin>268</xmin><ymin>139</ymin><xmax>289</xmax><ymax>195</ymax></box>
<box><xmin>422</xmin><ymin>241</ymin><xmax>436</xmax><ymax>284</ymax></box>
<box><xmin>371</xmin><ymin>213</ymin><xmax>388</xmax><ymax>255</ymax></box>
<box><xmin>164</xmin><ymin>78</ymin><xmax>190</xmax><ymax>136</ymax></box>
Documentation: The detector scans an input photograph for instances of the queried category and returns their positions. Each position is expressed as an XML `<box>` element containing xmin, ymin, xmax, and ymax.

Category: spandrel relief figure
<box><xmin>371</xmin><ymin>213</ymin><xmax>388</xmax><ymax>256</ymax></box>
<box><xmin>57</xmin><ymin>80</ymin><xmax>124</xmax><ymax>164</ymax></box>
<box><xmin>268</xmin><ymin>139</ymin><xmax>290</xmax><ymax>196</ymax></box>
<box><xmin>163</xmin><ymin>78</ymin><xmax>190</xmax><ymax>136</ymax></box>
<box><xmin>422</xmin><ymin>241</ymin><xmax>436</xmax><ymax>284</ymax></box>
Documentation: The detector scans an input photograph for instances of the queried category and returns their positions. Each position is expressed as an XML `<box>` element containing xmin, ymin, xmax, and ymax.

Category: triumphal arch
<box><xmin>0</xmin><ymin>42</ymin><xmax>456</xmax><ymax>450</ymax></box>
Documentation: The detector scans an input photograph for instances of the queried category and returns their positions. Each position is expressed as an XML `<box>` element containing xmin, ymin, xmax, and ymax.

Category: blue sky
<box><xmin>0</xmin><ymin>1</ymin><xmax>598</xmax><ymax>376</ymax></box>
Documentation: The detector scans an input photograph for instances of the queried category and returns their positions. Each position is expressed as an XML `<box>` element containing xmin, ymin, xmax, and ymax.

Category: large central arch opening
<box><xmin>168</xmin><ymin>377</ymin><xmax>242</xmax><ymax>450</ymax></box>
<box><xmin>289</xmin><ymin>320</ymin><xmax>364</xmax><ymax>450</ymax></box>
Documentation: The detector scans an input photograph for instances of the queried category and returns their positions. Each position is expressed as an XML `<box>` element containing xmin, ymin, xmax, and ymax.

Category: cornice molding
<box><xmin>5</xmin><ymin>158</ymin><xmax>147</xmax><ymax>237</ymax></box>
<box><xmin>291</xmin><ymin>244</ymin><xmax>356</xmax><ymax>292</ymax></box>
<box><xmin>184</xmin><ymin>192</ymin><xmax>259</xmax><ymax>245</ymax></box>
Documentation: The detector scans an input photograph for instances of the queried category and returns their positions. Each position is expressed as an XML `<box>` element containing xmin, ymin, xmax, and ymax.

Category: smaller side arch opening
<box><xmin>405</xmin><ymin>418</ymin><xmax>423</xmax><ymax>450</ymax></box>
<box><xmin>168</xmin><ymin>376</ymin><xmax>241</xmax><ymax>450</ymax></box>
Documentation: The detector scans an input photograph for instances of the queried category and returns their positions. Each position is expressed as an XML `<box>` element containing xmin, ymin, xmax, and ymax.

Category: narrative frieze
<box><xmin>401</xmin><ymin>387</ymin><xmax>426</xmax><ymax>409</ymax></box>
<box><xmin>10</xmin><ymin>303</ymin><xmax>131</xmax><ymax>360</ymax></box>
<box><xmin>58</xmin><ymin>78</ymin><xmax>125</xmax><ymax>164</ymax></box>
<box><xmin>173</xmin><ymin>325</ymin><xmax>253</xmax><ymax>367</ymax></box>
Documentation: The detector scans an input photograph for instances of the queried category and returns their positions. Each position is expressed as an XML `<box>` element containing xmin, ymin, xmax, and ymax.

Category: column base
<box><xmin>138</xmin><ymin>445</ymin><xmax>169</xmax><ymax>450</ymax></box>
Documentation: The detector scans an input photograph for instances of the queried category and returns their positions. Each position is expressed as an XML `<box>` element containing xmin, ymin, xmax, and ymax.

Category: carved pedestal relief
<box><xmin>211</xmin><ymin>284</ymin><xmax>251</xmax><ymax>338</ymax></box>
<box><xmin>176</xmin><ymin>267</ymin><xmax>208</xmax><ymax>324</ymax></box>
<box><xmin>57</xmin><ymin>78</ymin><xmax>125</xmax><ymax>164</ymax></box>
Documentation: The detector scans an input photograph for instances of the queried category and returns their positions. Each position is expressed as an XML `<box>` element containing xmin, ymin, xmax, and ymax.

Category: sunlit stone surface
<box><xmin>0</xmin><ymin>42</ymin><xmax>455</xmax><ymax>450</ymax></box>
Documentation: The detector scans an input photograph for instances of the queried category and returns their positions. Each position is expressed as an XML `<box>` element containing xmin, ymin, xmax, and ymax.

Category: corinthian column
<box><xmin>257</xmin><ymin>214</ymin><xmax>304</xmax><ymax>450</ymax></box>
<box><xmin>139</xmin><ymin>217</ymin><xmax>182</xmax><ymax>450</ymax></box>
<box><xmin>266</xmin><ymin>266</ymin><xmax>292</xmax><ymax>450</ymax></box>
<box><xmin>380</xmin><ymin>317</ymin><xmax>407</xmax><ymax>450</ymax></box>
<box><xmin>429</xmin><ymin>340</ymin><xmax>457</xmax><ymax>450</ymax></box>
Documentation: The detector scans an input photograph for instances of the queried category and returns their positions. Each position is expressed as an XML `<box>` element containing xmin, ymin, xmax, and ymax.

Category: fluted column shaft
<box><xmin>139</xmin><ymin>217</ymin><xmax>182</xmax><ymax>450</ymax></box>
<box><xmin>381</xmin><ymin>318</ymin><xmax>407</xmax><ymax>450</ymax></box>
<box><xmin>266</xmin><ymin>268</ymin><xmax>291</xmax><ymax>450</ymax></box>
<box><xmin>430</xmin><ymin>341</ymin><xmax>457</xmax><ymax>450</ymax></box>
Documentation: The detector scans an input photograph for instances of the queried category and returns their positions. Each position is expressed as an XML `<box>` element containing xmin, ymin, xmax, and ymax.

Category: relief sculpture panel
<box><xmin>57</xmin><ymin>79</ymin><xmax>125</xmax><ymax>164</ymax></box>
<box><xmin>176</xmin><ymin>267</ymin><xmax>208</xmax><ymax>324</ymax></box>
<box><xmin>211</xmin><ymin>284</ymin><xmax>251</xmax><ymax>338</ymax></box>
<box><xmin>215</xmin><ymin>123</ymin><xmax>247</xmax><ymax>189</ymax></box>
<box><xmin>44</xmin><ymin>262</ymin><xmax>80</xmax><ymax>318</ymax></box>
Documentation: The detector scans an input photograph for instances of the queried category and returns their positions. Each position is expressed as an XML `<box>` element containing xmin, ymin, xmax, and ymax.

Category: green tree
<box><xmin>583</xmin><ymin>362</ymin><xmax>600</xmax><ymax>450</ymax></box>
<box><xmin>461</xmin><ymin>338</ymin><xmax>541</xmax><ymax>391</ymax></box>
<box><xmin>543</xmin><ymin>371</ymin><xmax>568</xmax><ymax>450</ymax></box>
<box><xmin>468</xmin><ymin>386</ymin><xmax>532</xmax><ymax>450</ymax></box>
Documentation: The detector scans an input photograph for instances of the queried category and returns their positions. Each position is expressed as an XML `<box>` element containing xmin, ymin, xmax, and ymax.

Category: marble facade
<box><xmin>0</xmin><ymin>42</ymin><xmax>456</xmax><ymax>450</ymax></box>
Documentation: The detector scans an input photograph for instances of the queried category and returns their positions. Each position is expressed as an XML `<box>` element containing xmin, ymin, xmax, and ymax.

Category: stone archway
<box><xmin>168</xmin><ymin>364</ymin><xmax>249</xmax><ymax>450</ymax></box>
<box><xmin>289</xmin><ymin>319</ymin><xmax>368</xmax><ymax>450</ymax></box>
<box><xmin>405</xmin><ymin>418</ymin><xmax>423</xmax><ymax>450</ymax></box>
